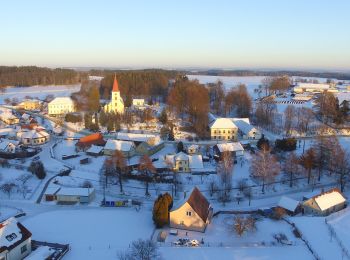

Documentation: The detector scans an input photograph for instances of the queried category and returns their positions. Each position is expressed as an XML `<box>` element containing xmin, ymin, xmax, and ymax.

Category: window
<box><xmin>21</xmin><ymin>245</ymin><xmax>27</xmax><ymax>254</ymax></box>
<box><xmin>223</xmin><ymin>130</ymin><xmax>225</xmax><ymax>133</ymax></box>
<box><xmin>186</xmin><ymin>211</ymin><xmax>192</xmax><ymax>216</ymax></box>
<box><xmin>180</xmin><ymin>221</ymin><xmax>184</xmax><ymax>225</ymax></box>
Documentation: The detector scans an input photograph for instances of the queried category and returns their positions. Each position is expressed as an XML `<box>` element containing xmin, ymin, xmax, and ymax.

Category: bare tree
<box><xmin>250</xmin><ymin>145</ymin><xmax>280</xmax><ymax>193</ymax></box>
<box><xmin>111</xmin><ymin>151</ymin><xmax>127</xmax><ymax>193</ymax></box>
<box><xmin>299</xmin><ymin>148</ymin><xmax>316</xmax><ymax>184</ymax></box>
<box><xmin>1</xmin><ymin>182</ymin><xmax>16</xmax><ymax>198</ymax></box>
<box><xmin>16</xmin><ymin>174</ymin><xmax>32</xmax><ymax>198</ymax></box>
<box><xmin>233</xmin><ymin>215</ymin><xmax>256</xmax><ymax>237</ymax></box>
<box><xmin>284</xmin><ymin>105</ymin><xmax>295</xmax><ymax>136</ymax></box>
<box><xmin>284</xmin><ymin>152</ymin><xmax>299</xmax><ymax>188</ymax></box>
<box><xmin>139</xmin><ymin>155</ymin><xmax>156</xmax><ymax>196</ymax></box>
<box><xmin>217</xmin><ymin>151</ymin><xmax>233</xmax><ymax>204</ymax></box>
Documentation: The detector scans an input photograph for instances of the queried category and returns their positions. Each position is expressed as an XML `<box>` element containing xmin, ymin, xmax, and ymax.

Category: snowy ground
<box><xmin>0</xmin><ymin>84</ymin><xmax>80</xmax><ymax>103</ymax></box>
<box><xmin>328</xmin><ymin>208</ymin><xmax>350</xmax><ymax>255</ymax></box>
<box><xmin>23</xmin><ymin>208</ymin><xmax>153</xmax><ymax>260</ymax></box>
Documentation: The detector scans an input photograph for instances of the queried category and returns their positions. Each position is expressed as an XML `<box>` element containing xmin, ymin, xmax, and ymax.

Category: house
<box><xmin>0</xmin><ymin>112</ymin><xmax>19</xmax><ymax>125</ymax></box>
<box><xmin>56</xmin><ymin>187</ymin><xmax>95</xmax><ymax>204</ymax></box>
<box><xmin>277</xmin><ymin>196</ymin><xmax>300</xmax><ymax>215</ymax></box>
<box><xmin>302</xmin><ymin>188</ymin><xmax>346</xmax><ymax>216</ymax></box>
<box><xmin>17</xmin><ymin>129</ymin><xmax>50</xmax><ymax>146</ymax></box>
<box><xmin>209</xmin><ymin>118</ymin><xmax>238</xmax><ymax>141</ymax></box>
<box><xmin>18</xmin><ymin>99</ymin><xmax>41</xmax><ymax>111</ymax></box>
<box><xmin>233</xmin><ymin>119</ymin><xmax>261</xmax><ymax>140</ymax></box>
<box><xmin>170</xmin><ymin>187</ymin><xmax>213</xmax><ymax>232</ymax></box>
<box><xmin>0</xmin><ymin>128</ymin><xmax>16</xmax><ymax>139</ymax></box>
<box><xmin>132</xmin><ymin>98</ymin><xmax>145</xmax><ymax>107</ymax></box>
<box><xmin>163</xmin><ymin>152</ymin><xmax>204</xmax><ymax>173</ymax></box>
<box><xmin>135</xmin><ymin>136</ymin><xmax>164</xmax><ymax>156</ymax></box>
<box><xmin>188</xmin><ymin>155</ymin><xmax>204</xmax><ymax>173</ymax></box>
<box><xmin>0</xmin><ymin>217</ymin><xmax>32</xmax><ymax>260</ymax></box>
<box><xmin>75</xmin><ymin>133</ymin><xmax>106</xmax><ymax>151</ymax></box>
<box><xmin>213</xmin><ymin>142</ymin><xmax>244</xmax><ymax>159</ymax></box>
<box><xmin>293</xmin><ymin>83</ymin><xmax>337</xmax><ymax>94</ymax></box>
<box><xmin>187</xmin><ymin>144</ymin><xmax>199</xmax><ymax>155</ymax></box>
<box><xmin>48</xmin><ymin>97</ymin><xmax>76</xmax><ymax>116</ymax></box>
<box><xmin>0</xmin><ymin>139</ymin><xmax>19</xmax><ymax>153</ymax></box>
<box><xmin>103</xmin><ymin>75</ymin><xmax>124</xmax><ymax>114</ymax></box>
<box><xmin>103</xmin><ymin>139</ymin><xmax>135</xmax><ymax>157</ymax></box>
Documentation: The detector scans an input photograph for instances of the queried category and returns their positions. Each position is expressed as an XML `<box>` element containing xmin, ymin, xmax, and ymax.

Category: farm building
<box><xmin>103</xmin><ymin>139</ymin><xmax>136</xmax><ymax>157</ymax></box>
<box><xmin>48</xmin><ymin>97</ymin><xmax>76</xmax><ymax>116</ymax></box>
<box><xmin>17</xmin><ymin>129</ymin><xmax>50</xmax><ymax>146</ymax></box>
<box><xmin>213</xmin><ymin>142</ymin><xmax>244</xmax><ymax>159</ymax></box>
<box><xmin>293</xmin><ymin>83</ymin><xmax>337</xmax><ymax>94</ymax></box>
<box><xmin>170</xmin><ymin>187</ymin><xmax>213</xmax><ymax>232</ymax></box>
<box><xmin>56</xmin><ymin>188</ymin><xmax>95</xmax><ymax>204</ymax></box>
<box><xmin>302</xmin><ymin>188</ymin><xmax>346</xmax><ymax>216</ymax></box>
<box><xmin>75</xmin><ymin>133</ymin><xmax>106</xmax><ymax>151</ymax></box>
<box><xmin>233</xmin><ymin>119</ymin><xmax>261</xmax><ymax>140</ymax></box>
<box><xmin>0</xmin><ymin>217</ymin><xmax>32</xmax><ymax>260</ymax></box>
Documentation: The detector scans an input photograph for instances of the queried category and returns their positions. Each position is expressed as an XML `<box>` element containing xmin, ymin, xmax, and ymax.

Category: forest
<box><xmin>0</xmin><ymin>66</ymin><xmax>86</xmax><ymax>88</ymax></box>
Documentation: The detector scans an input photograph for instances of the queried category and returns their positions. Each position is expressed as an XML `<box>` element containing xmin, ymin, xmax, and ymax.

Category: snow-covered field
<box><xmin>0</xmin><ymin>84</ymin><xmax>80</xmax><ymax>103</ymax></box>
<box><xmin>23</xmin><ymin>208</ymin><xmax>153</xmax><ymax>260</ymax></box>
<box><xmin>328</xmin><ymin>208</ymin><xmax>350</xmax><ymax>254</ymax></box>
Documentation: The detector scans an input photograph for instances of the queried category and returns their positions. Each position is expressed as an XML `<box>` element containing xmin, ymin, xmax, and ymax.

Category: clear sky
<box><xmin>1</xmin><ymin>0</ymin><xmax>350</xmax><ymax>70</ymax></box>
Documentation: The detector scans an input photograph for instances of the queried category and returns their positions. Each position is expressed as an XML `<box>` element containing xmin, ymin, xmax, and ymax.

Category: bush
<box><xmin>65</xmin><ymin>113</ymin><xmax>82</xmax><ymax>123</ymax></box>
<box><xmin>275</xmin><ymin>138</ymin><xmax>297</xmax><ymax>152</ymax></box>
<box><xmin>257</xmin><ymin>134</ymin><xmax>270</xmax><ymax>150</ymax></box>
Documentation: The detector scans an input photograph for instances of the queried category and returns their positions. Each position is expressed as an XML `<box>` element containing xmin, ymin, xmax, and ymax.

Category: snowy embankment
<box><xmin>23</xmin><ymin>208</ymin><xmax>153</xmax><ymax>260</ymax></box>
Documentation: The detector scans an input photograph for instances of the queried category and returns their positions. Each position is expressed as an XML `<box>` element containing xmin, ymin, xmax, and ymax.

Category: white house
<box><xmin>233</xmin><ymin>119</ymin><xmax>261</xmax><ymax>140</ymax></box>
<box><xmin>187</xmin><ymin>144</ymin><xmax>199</xmax><ymax>155</ymax></box>
<box><xmin>0</xmin><ymin>217</ymin><xmax>32</xmax><ymax>260</ymax></box>
<box><xmin>103</xmin><ymin>75</ymin><xmax>124</xmax><ymax>114</ymax></box>
<box><xmin>210</xmin><ymin>118</ymin><xmax>238</xmax><ymax>141</ymax></box>
<box><xmin>48</xmin><ymin>97</ymin><xmax>76</xmax><ymax>116</ymax></box>
<box><xmin>0</xmin><ymin>111</ymin><xmax>19</xmax><ymax>125</ymax></box>
<box><xmin>170</xmin><ymin>187</ymin><xmax>213</xmax><ymax>232</ymax></box>
<box><xmin>17</xmin><ymin>129</ymin><xmax>50</xmax><ymax>146</ymax></box>
<box><xmin>302</xmin><ymin>188</ymin><xmax>346</xmax><ymax>216</ymax></box>
<box><xmin>132</xmin><ymin>98</ymin><xmax>145</xmax><ymax>107</ymax></box>
<box><xmin>56</xmin><ymin>187</ymin><xmax>95</xmax><ymax>204</ymax></box>
<box><xmin>103</xmin><ymin>139</ymin><xmax>135</xmax><ymax>157</ymax></box>
<box><xmin>162</xmin><ymin>152</ymin><xmax>204</xmax><ymax>173</ymax></box>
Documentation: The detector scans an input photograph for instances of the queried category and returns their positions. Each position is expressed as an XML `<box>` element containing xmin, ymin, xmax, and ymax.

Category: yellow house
<box><xmin>18</xmin><ymin>99</ymin><xmax>41</xmax><ymax>110</ymax></box>
<box><xmin>170</xmin><ymin>187</ymin><xmax>213</xmax><ymax>232</ymax></box>
<box><xmin>210</xmin><ymin>118</ymin><xmax>238</xmax><ymax>141</ymax></box>
<box><xmin>302</xmin><ymin>188</ymin><xmax>346</xmax><ymax>216</ymax></box>
<box><xmin>166</xmin><ymin>152</ymin><xmax>190</xmax><ymax>173</ymax></box>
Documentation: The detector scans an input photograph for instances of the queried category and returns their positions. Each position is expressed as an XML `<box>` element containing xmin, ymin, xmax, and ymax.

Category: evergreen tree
<box><xmin>152</xmin><ymin>193</ymin><xmax>173</xmax><ymax>228</ymax></box>
<box><xmin>158</xmin><ymin>108</ymin><xmax>168</xmax><ymax>125</ymax></box>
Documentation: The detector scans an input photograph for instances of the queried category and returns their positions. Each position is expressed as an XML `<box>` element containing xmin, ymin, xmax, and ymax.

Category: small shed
<box><xmin>44</xmin><ymin>186</ymin><xmax>61</xmax><ymax>201</ymax></box>
<box><xmin>86</xmin><ymin>145</ymin><xmax>104</xmax><ymax>156</ymax></box>
<box><xmin>56</xmin><ymin>187</ymin><xmax>95</xmax><ymax>204</ymax></box>
<box><xmin>277</xmin><ymin>196</ymin><xmax>300</xmax><ymax>215</ymax></box>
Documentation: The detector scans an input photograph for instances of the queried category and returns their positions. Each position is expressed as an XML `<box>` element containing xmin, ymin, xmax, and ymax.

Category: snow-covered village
<box><xmin>1</xmin><ymin>1</ymin><xmax>350</xmax><ymax>260</ymax></box>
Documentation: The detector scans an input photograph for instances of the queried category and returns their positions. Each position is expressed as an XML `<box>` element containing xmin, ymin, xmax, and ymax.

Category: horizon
<box><xmin>1</xmin><ymin>0</ymin><xmax>350</xmax><ymax>70</ymax></box>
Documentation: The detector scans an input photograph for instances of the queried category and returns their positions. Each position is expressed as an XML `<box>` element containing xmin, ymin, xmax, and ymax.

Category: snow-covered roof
<box><xmin>0</xmin><ymin>128</ymin><xmax>16</xmax><ymax>136</ymax></box>
<box><xmin>0</xmin><ymin>217</ymin><xmax>23</xmax><ymax>248</ymax></box>
<box><xmin>187</xmin><ymin>144</ymin><xmax>199</xmax><ymax>151</ymax></box>
<box><xmin>313</xmin><ymin>189</ymin><xmax>346</xmax><ymax>211</ymax></box>
<box><xmin>48</xmin><ymin>97</ymin><xmax>74</xmax><ymax>105</ymax></box>
<box><xmin>86</xmin><ymin>145</ymin><xmax>104</xmax><ymax>154</ymax></box>
<box><xmin>175</xmin><ymin>152</ymin><xmax>189</xmax><ymax>161</ymax></box>
<box><xmin>231</xmin><ymin>118</ymin><xmax>250</xmax><ymax>124</ymax></box>
<box><xmin>0</xmin><ymin>112</ymin><xmax>18</xmax><ymax>120</ymax></box>
<box><xmin>0</xmin><ymin>139</ymin><xmax>18</xmax><ymax>152</ymax></box>
<box><xmin>116</xmin><ymin>132</ymin><xmax>160</xmax><ymax>144</ymax></box>
<box><xmin>210</xmin><ymin>118</ymin><xmax>237</xmax><ymax>129</ymax></box>
<box><xmin>189</xmin><ymin>155</ymin><xmax>203</xmax><ymax>169</ymax></box>
<box><xmin>104</xmin><ymin>139</ymin><xmax>134</xmax><ymax>152</ymax></box>
<box><xmin>21</xmin><ymin>113</ymin><xmax>31</xmax><ymax>120</ymax></box>
<box><xmin>215</xmin><ymin>142</ymin><xmax>244</xmax><ymax>153</ymax></box>
<box><xmin>24</xmin><ymin>246</ymin><xmax>53</xmax><ymax>260</ymax></box>
<box><xmin>295</xmin><ymin>83</ymin><xmax>330</xmax><ymax>90</ymax></box>
<box><xmin>56</xmin><ymin>187</ymin><xmax>95</xmax><ymax>197</ymax></box>
<box><xmin>278</xmin><ymin>196</ymin><xmax>300</xmax><ymax>212</ymax></box>
<box><xmin>20</xmin><ymin>130</ymin><xmax>49</xmax><ymax>139</ymax></box>
<box><xmin>233</xmin><ymin>120</ymin><xmax>257</xmax><ymax>135</ymax></box>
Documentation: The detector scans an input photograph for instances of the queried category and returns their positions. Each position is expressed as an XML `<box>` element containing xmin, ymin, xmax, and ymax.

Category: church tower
<box><xmin>104</xmin><ymin>74</ymin><xmax>124</xmax><ymax>114</ymax></box>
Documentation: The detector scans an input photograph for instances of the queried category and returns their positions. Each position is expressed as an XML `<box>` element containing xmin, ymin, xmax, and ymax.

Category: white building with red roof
<box><xmin>103</xmin><ymin>75</ymin><xmax>124</xmax><ymax>114</ymax></box>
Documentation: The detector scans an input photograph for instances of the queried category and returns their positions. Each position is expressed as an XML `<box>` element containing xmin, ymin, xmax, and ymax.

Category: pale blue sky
<box><xmin>1</xmin><ymin>0</ymin><xmax>350</xmax><ymax>70</ymax></box>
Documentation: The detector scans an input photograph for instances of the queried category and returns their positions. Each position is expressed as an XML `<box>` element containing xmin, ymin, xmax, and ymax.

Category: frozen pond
<box><xmin>0</xmin><ymin>84</ymin><xmax>81</xmax><ymax>103</ymax></box>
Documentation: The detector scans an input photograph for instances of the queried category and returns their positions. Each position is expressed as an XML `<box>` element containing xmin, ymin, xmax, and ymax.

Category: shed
<box><xmin>277</xmin><ymin>196</ymin><xmax>300</xmax><ymax>215</ymax></box>
<box><xmin>56</xmin><ymin>188</ymin><xmax>95</xmax><ymax>204</ymax></box>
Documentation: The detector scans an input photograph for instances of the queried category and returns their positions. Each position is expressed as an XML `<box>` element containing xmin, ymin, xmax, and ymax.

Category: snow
<box><xmin>0</xmin><ymin>84</ymin><xmax>80</xmax><ymax>104</ymax></box>
<box><xmin>86</xmin><ymin>145</ymin><xmax>104</xmax><ymax>154</ymax></box>
<box><xmin>188</xmin><ymin>155</ymin><xmax>204</xmax><ymax>170</ymax></box>
<box><xmin>233</xmin><ymin>120</ymin><xmax>256</xmax><ymax>135</ymax></box>
<box><xmin>0</xmin><ymin>217</ymin><xmax>22</xmax><ymax>248</ymax></box>
<box><xmin>328</xmin><ymin>208</ymin><xmax>350</xmax><ymax>254</ymax></box>
<box><xmin>210</xmin><ymin>118</ymin><xmax>237</xmax><ymax>129</ymax></box>
<box><xmin>23</xmin><ymin>208</ymin><xmax>153</xmax><ymax>260</ymax></box>
<box><xmin>336</xmin><ymin>91</ymin><xmax>350</xmax><ymax>104</ymax></box>
<box><xmin>314</xmin><ymin>190</ymin><xmax>346</xmax><ymax>211</ymax></box>
<box><xmin>277</xmin><ymin>196</ymin><xmax>299</xmax><ymax>212</ymax></box>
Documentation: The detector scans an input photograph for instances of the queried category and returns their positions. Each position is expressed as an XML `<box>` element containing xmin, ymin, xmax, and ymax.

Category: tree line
<box><xmin>0</xmin><ymin>66</ymin><xmax>86</xmax><ymax>88</ymax></box>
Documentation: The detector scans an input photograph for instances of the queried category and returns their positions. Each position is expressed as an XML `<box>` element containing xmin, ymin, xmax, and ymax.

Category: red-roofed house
<box><xmin>76</xmin><ymin>133</ymin><xmax>106</xmax><ymax>151</ymax></box>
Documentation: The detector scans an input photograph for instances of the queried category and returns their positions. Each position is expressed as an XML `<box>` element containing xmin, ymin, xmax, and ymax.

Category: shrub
<box><xmin>275</xmin><ymin>138</ymin><xmax>297</xmax><ymax>152</ymax></box>
<box><xmin>65</xmin><ymin>113</ymin><xmax>82</xmax><ymax>123</ymax></box>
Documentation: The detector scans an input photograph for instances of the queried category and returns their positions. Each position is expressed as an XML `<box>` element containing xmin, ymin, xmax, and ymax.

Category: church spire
<box><xmin>112</xmin><ymin>74</ymin><xmax>119</xmax><ymax>92</ymax></box>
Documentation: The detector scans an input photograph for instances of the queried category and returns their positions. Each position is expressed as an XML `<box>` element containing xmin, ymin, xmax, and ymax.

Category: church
<box><xmin>103</xmin><ymin>75</ymin><xmax>124</xmax><ymax>114</ymax></box>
